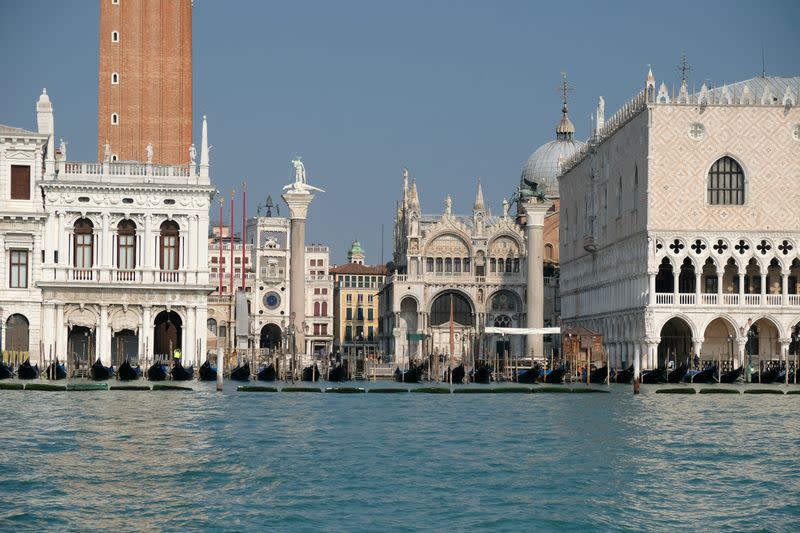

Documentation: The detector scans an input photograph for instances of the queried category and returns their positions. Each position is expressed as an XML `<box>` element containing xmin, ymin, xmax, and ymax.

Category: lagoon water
<box><xmin>1</xmin><ymin>383</ymin><xmax>799</xmax><ymax>532</ymax></box>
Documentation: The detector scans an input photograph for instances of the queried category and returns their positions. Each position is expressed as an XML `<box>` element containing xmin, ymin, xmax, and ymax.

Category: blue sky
<box><xmin>1</xmin><ymin>0</ymin><xmax>798</xmax><ymax>263</ymax></box>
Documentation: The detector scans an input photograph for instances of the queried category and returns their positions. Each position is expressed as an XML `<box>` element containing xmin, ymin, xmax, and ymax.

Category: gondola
<box><xmin>17</xmin><ymin>359</ymin><xmax>39</xmax><ymax>380</ymax></box>
<box><xmin>718</xmin><ymin>366</ymin><xmax>743</xmax><ymax>384</ymax></box>
<box><xmin>327</xmin><ymin>362</ymin><xmax>347</xmax><ymax>382</ymax></box>
<box><xmin>667</xmin><ymin>363</ymin><xmax>688</xmax><ymax>384</ymax></box>
<box><xmin>170</xmin><ymin>361</ymin><xmax>194</xmax><ymax>381</ymax></box>
<box><xmin>147</xmin><ymin>361</ymin><xmax>168</xmax><ymax>381</ymax></box>
<box><xmin>683</xmin><ymin>366</ymin><xmax>717</xmax><ymax>384</ymax></box>
<box><xmin>46</xmin><ymin>360</ymin><xmax>67</xmax><ymax>380</ymax></box>
<box><xmin>444</xmin><ymin>364</ymin><xmax>465</xmax><ymax>384</ymax></box>
<box><xmin>751</xmin><ymin>366</ymin><xmax>780</xmax><ymax>384</ymax></box>
<box><xmin>395</xmin><ymin>363</ymin><xmax>425</xmax><ymax>383</ymax></box>
<box><xmin>0</xmin><ymin>361</ymin><xmax>13</xmax><ymax>380</ymax></box>
<box><xmin>257</xmin><ymin>363</ymin><xmax>277</xmax><ymax>382</ymax></box>
<box><xmin>302</xmin><ymin>364</ymin><xmax>320</xmax><ymax>382</ymax></box>
<box><xmin>117</xmin><ymin>360</ymin><xmax>141</xmax><ymax>381</ymax></box>
<box><xmin>540</xmin><ymin>366</ymin><xmax>565</xmax><ymax>384</ymax></box>
<box><xmin>469</xmin><ymin>363</ymin><xmax>492</xmax><ymax>384</ymax></box>
<box><xmin>516</xmin><ymin>366</ymin><xmax>538</xmax><ymax>384</ymax></box>
<box><xmin>641</xmin><ymin>368</ymin><xmax>667</xmax><ymax>384</ymax></box>
<box><xmin>230</xmin><ymin>361</ymin><xmax>250</xmax><ymax>381</ymax></box>
<box><xmin>90</xmin><ymin>358</ymin><xmax>114</xmax><ymax>381</ymax></box>
<box><xmin>612</xmin><ymin>366</ymin><xmax>634</xmax><ymax>384</ymax></box>
<box><xmin>198</xmin><ymin>360</ymin><xmax>218</xmax><ymax>381</ymax></box>
<box><xmin>588</xmin><ymin>365</ymin><xmax>608</xmax><ymax>384</ymax></box>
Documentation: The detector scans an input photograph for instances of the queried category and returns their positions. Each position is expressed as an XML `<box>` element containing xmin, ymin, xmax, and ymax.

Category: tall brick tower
<box><xmin>98</xmin><ymin>0</ymin><xmax>192</xmax><ymax>164</ymax></box>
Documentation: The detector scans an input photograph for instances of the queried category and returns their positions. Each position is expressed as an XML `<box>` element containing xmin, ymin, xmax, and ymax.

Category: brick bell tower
<box><xmin>97</xmin><ymin>0</ymin><xmax>193</xmax><ymax>164</ymax></box>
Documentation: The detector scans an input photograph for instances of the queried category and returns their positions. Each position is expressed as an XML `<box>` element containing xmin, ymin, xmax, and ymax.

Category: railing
<box><xmin>62</xmin><ymin>160</ymin><xmax>198</xmax><ymax>184</ymax></box>
<box><xmin>765</xmin><ymin>294</ymin><xmax>782</xmax><ymax>306</ymax></box>
<box><xmin>722</xmin><ymin>294</ymin><xmax>739</xmax><ymax>306</ymax></box>
<box><xmin>159</xmin><ymin>270</ymin><xmax>181</xmax><ymax>283</ymax></box>
<box><xmin>678</xmin><ymin>294</ymin><xmax>696</xmax><ymax>305</ymax></box>
<box><xmin>790</xmin><ymin>295</ymin><xmax>800</xmax><ymax>306</ymax></box>
<box><xmin>655</xmin><ymin>293</ymin><xmax>674</xmax><ymax>305</ymax></box>
<box><xmin>743</xmin><ymin>294</ymin><xmax>761</xmax><ymax>306</ymax></box>
<box><xmin>307</xmin><ymin>275</ymin><xmax>333</xmax><ymax>281</ymax></box>
<box><xmin>116</xmin><ymin>269</ymin><xmax>137</xmax><ymax>282</ymax></box>
<box><xmin>72</xmin><ymin>268</ymin><xmax>93</xmax><ymax>281</ymax></box>
<box><xmin>701</xmin><ymin>294</ymin><xmax>718</xmax><ymax>305</ymax></box>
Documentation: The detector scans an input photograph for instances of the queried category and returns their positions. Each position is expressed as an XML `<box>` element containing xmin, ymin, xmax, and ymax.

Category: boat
<box><xmin>516</xmin><ymin>366</ymin><xmax>538</xmax><ymax>384</ymax></box>
<box><xmin>641</xmin><ymin>368</ymin><xmax>667</xmax><ymax>384</ymax></box>
<box><xmin>751</xmin><ymin>366</ymin><xmax>781</xmax><ymax>384</ymax></box>
<box><xmin>0</xmin><ymin>362</ymin><xmax>13</xmax><ymax>380</ymax></box>
<box><xmin>612</xmin><ymin>366</ymin><xmax>634</xmax><ymax>384</ymax></box>
<box><xmin>718</xmin><ymin>366</ymin><xmax>743</xmax><ymax>384</ymax></box>
<box><xmin>395</xmin><ymin>363</ymin><xmax>425</xmax><ymax>383</ymax></box>
<box><xmin>147</xmin><ymin>361</ymin><xmax>168</xmax><ymax>381</ymax></box>
<box><xmin>667</xmin><ymin>363</ymin><xmax>688</xmax><ymax>384</ymax></box>
<box><xmin>540</xmin><ymin>366</ymin><xmax>565</xmax><ymax>384</ymax></box>
<box><xmin>45</xmin><ymin>360</ymin><xmax>67</xmax><ymax>380</ymax></box>
<box><xmin>17</xmin><ymin>359</ymin><xmax>39</xmax><ymax>380</ymax></box>
<box><xmin>327</xmin><ymin>362</ymin><xmax>347</xmax><ymax>382</ymax></box>
<box><xmin>302</xmin><ymin>364</ymin><xmax>320</xmax><ymax>382</ymax></box>
<box><xmin>470</xmin><ymin>363</ymin><xmax>492</xmax><ymax>384</ymax></box>
<box><xmin>117</xmin><ymin>360</ymin><xmax>140</xmax><ymax>381</ymax></box>
<box><xmin>230</xmin><ymin>361</ymin><xmax>250</xmax><ymax>381</ymax></box>
<box><xmin>443</xmin><ymin>363</ymin><xmax>465</xmax><ymax>384</ymax></box>
<box><xmin>198</xmin><ymin>360</ymin><xmax>218</xmax><ymax>381</ymax></box>
<box><xmin>683</xmin><ymin>366</ymin><xmax>717</xmax><ymax>384</ymax></box>
<box><xmin>90</xmin><ymin>358</ymin><xmax>114</xmax><ymax>381</ymax></box>
<box><xmin>589</xmin><ymin>365</ymin><xmax>609</xmax><ymax>384</ymax></box>
<box><xmin>171</xmin><ymin>361</ymin><xmax>194</xmax><ymax>381</ymax></box>
<box><xmin>257</xmin><ymin>363</ymin><xmax>277</xmax><ymax>382</ymax></box>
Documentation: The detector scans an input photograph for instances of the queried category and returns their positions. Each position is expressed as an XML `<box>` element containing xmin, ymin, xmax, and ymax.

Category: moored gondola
<box><xmin>147</xmin><ymin>361</ymin><xmax>168</xmax><ymax>381</ymax></box>
<box><xmin>641</xmin><ymin>368</ymin><xmax>667</xmax><ymax>384</ymax></box>
<box><xmin>612</xmin><ymin>366</ymin><xmax>634</xmax><ymax>384</ymax></box>
<box><xmin>718</xmin><ymin>366</ymin><xmax>743</xmax><ymax>384</ymax></box>
<box><xmin>395</xmin><ymin>363</ymin><xmax>425</xmax><ymax>383</ymax></box>
<box><xmin>327</xmin><ymin>362</ymin><xmax>347</xmax><ymax>382</ymax></box>
<box><xmin>0</xmin><ymin>361</ymin><xmax>13</xmax><ymax>380</ymax></box>
<box><xmin>667</xmin><ymin>363</ymin><xmax>688</xmax><ymax>384</ymax></box>
<box><xmin>683</xmin><ymin>365</ymin><xmax>717</xmax><ymax>384</ymax></box>
<box><xmin>302</xmin><ymin>364</ymin><xmax>320</xmax><ymax>382</ymax></box>
<box><xmin>516</xmin><ymin>366</ymin><xmax>537</xmax><ymax>384</ymax></box>
<box><xmin>90</xmin><ymin>358</ymin><xmax>114</xmax><ymax>381</ymax></box>
<box><xmin>750</xmin><ymin>366</ymin><xmax>780</xmax><ymax>384</ymax></box>
<box><xmin>589</xmin><ymin>365</ymin><xmax>608</xmax><ymax>384</ymax></box>
<box><xmin>171</xmin><ymin>361</ymin><xmax>194</xmax><ymax>381</ymax></box>
<box><xmin>257</xmin><ymin>363</ymin><xmax>277</xmax><ymax>382</ymax></box>
<box><xmin>117</xmin><ymin>360</ymin><xmax>140</xmax><ymax>381</ymax></box>
<box><xmin>198</xmin><ymin>360</ymin><xmax>218</xmax><ymax>381</ymax></box>
<box><xmin>444</xmin><ymin>364</ymin><xmax>465</xmax><ymax>384</ymax></box>
<box><xmin>230</xmin><ymin>361</ymin><xmax>250</xmax><ymax>381</ymax></box>
<box><xmin>540</xmin><ymin>366</ymin><xmax>565</xmax><ymax>384</ymax></box>
<box><xmin>17</xmin><ymin>359</ymin><xmax>39</xmax><ymax>380</ymax></box>
<box><xmin>470</xmin><ymin>362</ymin><xmax>492</xmax><ymax>384</ymax></box>
<box><xmin>46</xmin><ymin>360</ymin><xmax>67</xmax><ymax>380</ymax></box>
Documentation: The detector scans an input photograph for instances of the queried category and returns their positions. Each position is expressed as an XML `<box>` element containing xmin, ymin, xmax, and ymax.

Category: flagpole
<box><xmin>449</xmin><ymin>295</ymin><xmax>454</xmax><ymax>385</ymax></box>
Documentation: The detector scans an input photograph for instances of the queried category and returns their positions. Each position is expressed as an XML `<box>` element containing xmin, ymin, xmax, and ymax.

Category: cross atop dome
<box><xmin>555</xmin><ymin>71</ymin><xmax>575</xmax><ymax>140</ymax></box>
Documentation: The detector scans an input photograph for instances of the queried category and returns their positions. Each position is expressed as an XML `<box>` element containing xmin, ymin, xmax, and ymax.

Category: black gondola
<box><xmin>46</xmin><ymin>360</ymin><xmax>67</xmax><ymax>380</ymax></box>
<box><xmin>683</xmin><ymin>366</ymin><xmax>717</xmax><ymax>384</ymax></box>
<box><xmin>395</xmin><ymin>363</ymin><xmax>425</xmax><ymax>383</ymax></box>
<box><xmin>0</xmin><ymin>361</ymin><xmax>13</xmax><ymax>380</ymax></box>
<box><xmin>327</xmin><ymin>362</ymin><xmax>347</xmax><ymax>382</ymax></box>
<box><xmin>589</xmin><ymin>365</ymin><xmax>608</xmax><ymax>384</ymax></box>
<box><xmin>540</xmin><ymin>366</ymin><xmax>565</xmax><ymax>384</ymax></box>
<box><xmin>470</xmin><ymin>363</ymin><xmax>492</xmax><ymax>384</ymax></box>
<box><xmin>117</xmin><ymin>360</ymin><xmax>140</xmax><ymax>381</ymax></box>
<box><xmin>302</xmin><ymin>364</ymin><xmax>320</xmax><ymax>382</ymax></box>
<box><xmin>230</xmin><ymin>361</ymin><xmax>250</xmax><ymax>381</ymax></box>
<box><xmin>147</xmin><ymin>361</ymin><xmax>168</xmax><ymax>381</ymax></box>
<box><xmin>516</xmin><ymin>366</ymin><xmax>538</xmax><ymax>384</ymax></box>
<box><xmin>612</xmin><ymin>366</ymin><xmax>634</xmax><ymax>384</ymax></box>
<box><xmin>90</xmin><ymin>358</ymin><xmax>114</xmax><ymax>381</ymax></box>
<box><xmin>171</xmin><ymin>361</ymin><xmax>194</xmax><ymax>381</ymax></box>
<box><xmin>17</xmin><ymin>359</ymin><xmax>39</xmax><ymax>380</ymax></box>
<box><xmin>444</xmin><ymin>363</ymin><xmax>465</xmax><ymax>384</ymax></box>
<box><xmin>641</xmin><ymin>368</ymin><xmax>667</xmax><ymax>384</ymax></box>
<box><xmin>667</xmin><ymin>363</ymin><xmax>688</xmax><ymax>384</ymax></box>
<box><xmin>718</xmin><ymin>366</ymin><xmax>743</xmax><ymax>384</ymax></box>
<box><xmin>751</xmin><ymin>366</ymin><xmax>781</xmax><ymax>384</ymax></box>
<box><xmin>257</xmin><ymin>363</ymin><xmax>277</xmax><ymax>382</ymax></box>
<box><xmin>198</xmin><ymin>360</ymin><xmax>218</xmax><ymax>381</ymax></box>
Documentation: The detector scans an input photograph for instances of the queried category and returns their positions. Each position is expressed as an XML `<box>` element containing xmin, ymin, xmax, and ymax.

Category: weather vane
<box><xmin>557</xmin><ymin>71</ymin><xmax>574</xmax><ymax>107</ymax></box>
<box><xmin>676</xmin><ymin>51</ymin><xmax>692</xmax><ymax>83</ymax></box>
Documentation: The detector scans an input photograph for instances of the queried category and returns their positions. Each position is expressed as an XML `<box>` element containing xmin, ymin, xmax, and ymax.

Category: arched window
<box><xmin>73</xmin><ymin>218</ymin><xmax>94</xmax><ymax>269</ymax></box>
<box><xmin>430</xmin><ymin>292</ymin><xmax>472</xmax><ymax>326</ymax></box>
<box><xmin>111</xmin><ymin>113</ymin><xmax>119</xmax><ymax>125</ymax></box>
<box><xmin>5</xmin><ymin>314</ymin><xmax>29</xmax><ymax>352</ymax></box>
<box><xmin>160</xmin><ymin>220</ymin><xmax>180</xmax><ymax>270</ymax></box>
<box><xmin>708</xmin><ymin>156</ymin><xmax>745</xmax><ymax>205</ymax></box>
<box><xmin>207</xmin><ymin>318</ymin><xmax>217</xmax><ymax>335</ymax></box>
<box><xmin>544</xmin><ymin>244</ymin><xmax>554</xmax><ymax>261</ymax></box>
<box><xmin>111</xmin><ymin>72</ymin><xmax>119</xmax><ymax>84</ymax></box>
<box><xmin>314</xmin><ymin>302</ymin><xmax>321</xmax><ymax>317</ymax></box>
<box><xmin>117</xmin><ymin>219</ymin><xmax>136</xmax><ymax>269</ymax></box>
<box><xmin>321</xmin><ymin>302</ymin><xmax>328</xmax><ymax>316</ymax></box>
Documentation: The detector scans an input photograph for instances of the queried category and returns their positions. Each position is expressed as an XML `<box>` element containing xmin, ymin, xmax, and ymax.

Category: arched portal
<box><xmin>400</xmin><ymin>297</ymin><xmax>419</xmax><ymax>359</ymax></box>
<box><xmin>260</xmin><ymin>323</ymin><xmax>281</xmax><ymax>350</ymax></box>
<box><xmin>429</xmin><ymin>291</ymin><xmax>474</xmax><ymax>361</ymax></box>
<box><xmin>154</xmin><ymin>311</ymin><xmax>182</xmax><ymax>358</ymax></box>
<box><xmin>744</xmin><ymin>318</ymin><xmax>780</xmax><ymax>368</ymax></box>
<box><xmin>658</xmin><ymin>317</ymin><xmax>693</xmax><ymax>368</ymax></box>
<box><xmin>68</xmin><ymin>325</ymin><xmax>95</xmax><ymax>369</ymax></box>
<box><xmin>655</xmin><ymin>257</ymin><xmax>674</xmax><ymax>293</ymax></box>
<box><xmin>5</xmin><ymin>314</ymin><xmax>29</xmax><ymax>353</ymax></box>
<box><xmin>702</xmin><ymin>318</ymin><xmax>737</xmax><ymax>369</ymax></box>
<box><xmin>111</xmin><ymin>329</ymin><xmax>138</xmax><ymax>366</ymax></box>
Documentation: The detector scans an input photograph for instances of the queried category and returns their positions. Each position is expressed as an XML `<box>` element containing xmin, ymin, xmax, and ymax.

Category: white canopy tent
<box><xmin>483</xmin><ymin>327</ymin><xmax>561</xmax><ymax>336</ymax></box>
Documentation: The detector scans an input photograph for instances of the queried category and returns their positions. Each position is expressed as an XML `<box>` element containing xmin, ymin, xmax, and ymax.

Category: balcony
<box><xmin>57</xmin><ymin>266</ymin><xmax>192</xmax><ymax>286</ymax></box>
<box><xmin>655</xmin><ymin>292</ymin><xmax>798</xmax><ymax>308</ymax></box>
<box><xmin>62</xmin><ymin>160</ymin><xmax>201</xmax><ymax>186</ymax></box>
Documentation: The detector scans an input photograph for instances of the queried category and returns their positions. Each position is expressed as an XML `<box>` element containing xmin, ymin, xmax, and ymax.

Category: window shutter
<box><xmin>11</xmin><ymin>165</ymin><xmax>31</xmax><ymax>200</ymax></box>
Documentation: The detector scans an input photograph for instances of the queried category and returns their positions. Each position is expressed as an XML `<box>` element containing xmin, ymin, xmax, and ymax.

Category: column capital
<box><xmin>519</xmin><ymin>198</ymin><xmax>552</xmax><ymax>228</ymax></box>
<box><xmin>779</xmin><ymin>338</ymin><xmax>792</xmax><ymax>345</ymax></box>
<box><xmin>282</xmin><ymin>190</ymin><xmax>315</xmax><ymax>220</ymax></box>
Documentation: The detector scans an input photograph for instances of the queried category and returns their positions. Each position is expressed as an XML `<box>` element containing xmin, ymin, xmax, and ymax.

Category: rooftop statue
<box><xmin>283</xmin><ymin>156</ymin><xmax>325</xmax><ymax>194</ymax></box>
<box><xmin>189</xmin><ymin>143</ymin><xmax>197</xmax><ymax>166</ymax></box>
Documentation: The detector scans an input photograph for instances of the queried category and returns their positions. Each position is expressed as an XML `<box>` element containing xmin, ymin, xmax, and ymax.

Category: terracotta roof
<box><xmin>330</xmin><ymin>263</ymin><xmax>388</xmax><ymax>275</ymax></box>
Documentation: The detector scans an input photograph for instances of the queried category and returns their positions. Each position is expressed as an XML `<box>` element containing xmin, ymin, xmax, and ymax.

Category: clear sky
<box><xmin>1</xmin><ymin>0</ymin><xmax>798</xmax><ymax>263</ymax></box>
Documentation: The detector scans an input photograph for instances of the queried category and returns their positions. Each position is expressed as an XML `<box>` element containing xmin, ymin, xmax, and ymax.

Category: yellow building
<box><xmin>330</xmin><ymin>241</ymin><xmax>386</xmax><ymax>360</ymax></box>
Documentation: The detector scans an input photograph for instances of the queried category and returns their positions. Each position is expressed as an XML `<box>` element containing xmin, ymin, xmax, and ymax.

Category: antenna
<box><xmin>676</xmin><ymin>51</ymin><xmax>692</xmax><ymax>83</ymax></box>
<box><xmin>761</xmin><ymin>40</ymin><xmax>766</xmax><ymax>77</ymax></box>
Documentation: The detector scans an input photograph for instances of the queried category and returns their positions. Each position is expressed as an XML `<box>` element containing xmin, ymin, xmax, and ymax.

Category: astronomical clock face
<box><xmin>263</xmin><ymin>292</ymin><xmax>281</xmax><ymax>310</ymax></box>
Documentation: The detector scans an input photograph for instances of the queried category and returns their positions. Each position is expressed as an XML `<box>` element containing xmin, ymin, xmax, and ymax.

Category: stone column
<box><xmin>41</xmin><ymin>304</ymin><xmax>55</xmax><ymax>362</ymax></box>
<box><xmin>693</xmin><ymin>338</ymin><xmax>703</xmax><ymax>366</ymax></box>
<box><xmin>738</xmin><ymin>272</ymin><xmax>745</xmax><ymax>303</ymax></box>
<box><xmin>694</xmin><ymin>272</ymin><xmax>702</xmax><ymax>304</ymax></box>
<box><xmin>283</xmin><ymin>190</ymin><xmax>315</xmax><ymax>357</ymax></box>
<box><xmin>780</xmin><ymin>338</ymin><xmax>790</xmax><ymax>385</ymax></box>
<box><xmin>648</xmin><ymin>271</ymin><xmax>657</xmax><ymax>306</ymax></box>
<box><xmin>99</xmin><ymin>305</ymin><xmax>109</xmax><ymax>366</ymax></box>
<box><xmin>196</xmin><ymin>305</ymin><xmax>208</xmax><ymax>367</ymax></box>
<box><xmin>647</xmin><ymin>339</ymin><xmax>659</xmax><ymax>371</ymax></box>
<box><xmin>143</xmin><ymin>214</ymin><xmax>153</xmax><ymax>284</ymax></box>
<box><xmin>520</xmin><ymin>198</ymin><xmax>551</xmax><ymax>358</ymax></box>
<box><xmin>142</xmin><ymin>305</ymin><xmax>152</xmax><ymax>359</ymax></box>
<box><xmin>55</xmin><ymin>304</ymin><xmax>65</xmax><ymax>362</ymax></box>
<box><xmin>736</xmin><ymin>339</ymin><xmax>746</xmax><ymax>369</ymax></box>
<box><xmin>186</xmin><ymin>305</ymin><xmax>196</xmax><ymax>365</ymax></box>
<box><xmin>782</xmin><ymin>270</ymin><xmax>790</xmax><ymax>306</ymax></box>
<box><xmin>760</xmin><ymin>273</ymin><xmax>767</xmax><ymax>303</ymax></box>
<box><xmin>633</xmin><ymin>343</ymin><xmax>641</xmax><ymax>379</ymax></box>
<box><xmin>672</xmin><ymin>271</ymin><xmax>680</xmax><ymax>304</ymax></box>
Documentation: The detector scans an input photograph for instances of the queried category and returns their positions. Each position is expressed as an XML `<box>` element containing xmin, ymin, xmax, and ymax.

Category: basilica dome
<box><xmin>520</xmin><ymin>104</ymin><xmax>586</xmax><ymax>199</ymax></box>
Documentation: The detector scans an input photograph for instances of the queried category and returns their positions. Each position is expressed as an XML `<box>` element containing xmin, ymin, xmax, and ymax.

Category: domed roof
<box><xmin>520</xmin><ymin>104</ymin><xmax>585</xmax><ymax>198</ymax></box>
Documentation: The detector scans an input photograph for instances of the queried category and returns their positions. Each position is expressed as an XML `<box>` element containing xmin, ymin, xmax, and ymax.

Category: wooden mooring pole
<box><xmin>216</xmin><ymin>346</ymin><xmax>223</xmax><ymax>391</ymax></box>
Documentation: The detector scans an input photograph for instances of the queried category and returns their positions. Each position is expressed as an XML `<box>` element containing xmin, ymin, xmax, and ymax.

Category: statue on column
<box><xmin>283</xmin><ymin>156</ymin><xmax>324</xmax><ymax>193</ymax></box>
<box><xmin>189</xmin><ymin>143</ymin><xmax>197</xmax><ymax>166</ymax></box>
